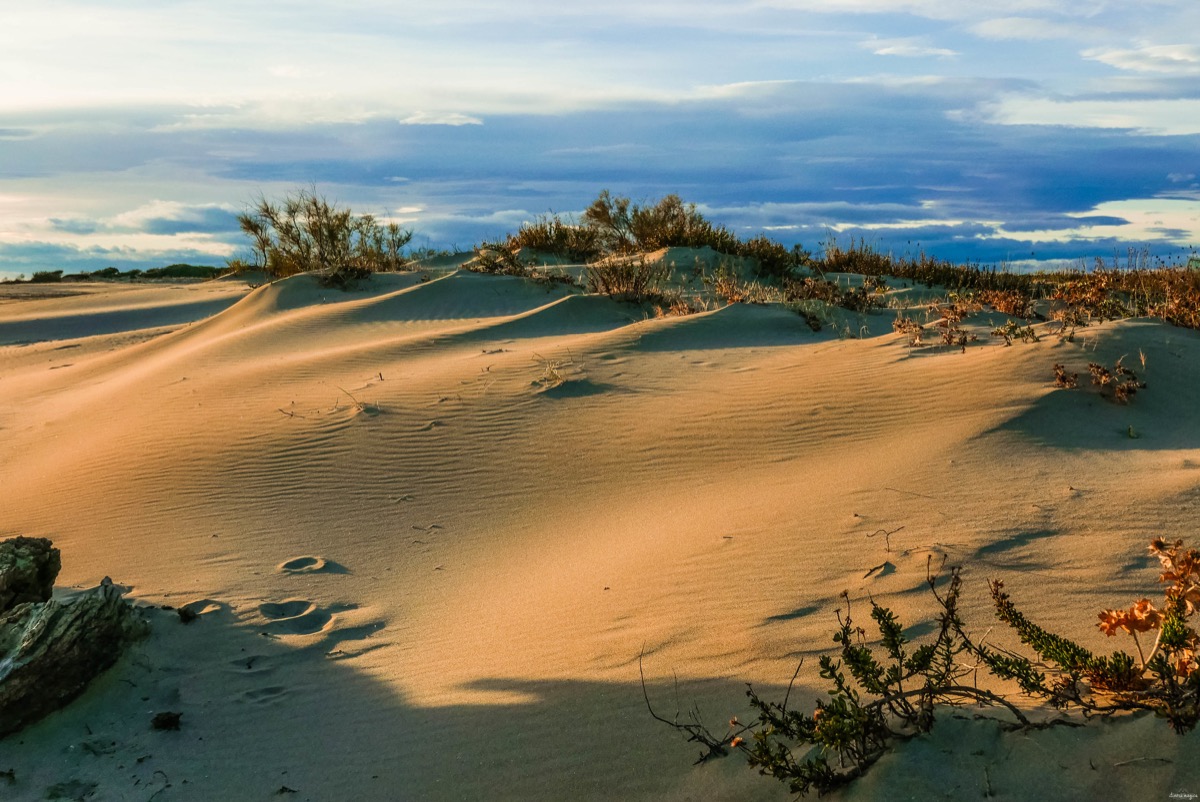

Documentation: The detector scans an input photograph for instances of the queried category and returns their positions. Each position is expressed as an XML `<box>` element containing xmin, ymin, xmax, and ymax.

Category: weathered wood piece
<box><xmin>0</xmin><ymin>562</ymin><xmax>148</xmax><ymax>738</ymax></box>
<box><xmin>0</xmin><ymin>536</ymin><xmax>61</xmax><ymax>613</ymax></box>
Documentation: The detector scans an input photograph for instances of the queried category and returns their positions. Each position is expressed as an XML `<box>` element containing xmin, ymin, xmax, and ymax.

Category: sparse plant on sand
<box><xmin>783</xmin><ymin>276</ymin><xmax>878</xmax><ymax>314</ymax></box>
<box><xmin>892</xmin><ymin>315</ymin><xmax>925</xmax><ymax>346</ymax></box>
<box><xmin>977</xmin><ymin>288</ymin><xmax>1036</xmax><ymax>319</ymax></box>
<box><xmin>578</xmin><ymin>191</ymin><xmax>801</xmax><ymax>278</ymax></box>
<box><xmin>585</xmin><ymin>257</ymin><xmax>670</xmax><ymax>304</ymax></box>
<box><xmin>652</xmin><ymin>291</ymin><xmax>704</xmax><ymax>317</ymax></box>
<box><xmin>1088</xmin><ymin>357</ymin><xmax>1146</xmax><ymax>403</ymax></box>
<box><xmin>582</xmin><ymin>191</ymin><xmax>740</xmax><ymax>256</ymax></box>
<box><xmin>927</xmin><ymin>299</ymin><xmax>980</xmax><ymax>352</ymax></box>
<box><xmin>507</xmin><ymin>213</ymin><xmax>605</xmax><ymax>262</ymax></box>
<box><xmin>980</xmin><ymin>538</ymin><xmax>1200</xmax><ymax>732</ymax></box>
<box><xmin>1053</xmin><ymin>363</ymin><xmax>1079</xmax><ymax>389</ymax></box>
<box><xmin>708</xmin><ymin>265</ymin><xmax>780</xmax><ymax>305</ymax></box>
<box><xmin>991</xmin><ymin>319</ymin><xmax>1040</xmax><ymax>346</ymax></box>
<box><xmin>235</xmin><ymin>189</ymin><xmax>412</xmax><ymax>288</ymax></box>
<box><xmin>531</xmin><ymin>351</ymin><xmax>578</xmax><ymax>390</ymax></box>
<box><xmin>650</xmin><ymin>538</ymin><xmax>1200</xmax><ymax>796</ymax></box>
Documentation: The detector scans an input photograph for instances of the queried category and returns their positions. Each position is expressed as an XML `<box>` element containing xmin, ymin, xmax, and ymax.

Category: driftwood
<box><xmin>0</xmin><ymin>536</ymin><xmax>60</xmax><ymax>612</ymax></box>
<box><xmin>0</xmin><ymin>538</ymin><xmax>148</xmax><ymax>739</ymax></box>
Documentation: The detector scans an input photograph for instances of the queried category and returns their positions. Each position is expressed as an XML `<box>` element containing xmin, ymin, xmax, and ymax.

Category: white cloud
<box><xmin>267</xmin><ymin>65</ymin><xmax>323</xmax><ymax>80</ymax></box>
<box><xmin>982</xmin><ymin>94</ymin><xmax>1200</xmax><ymax>135</ymax></box>
<box><xmin>862</xmin><ymin>37</ymin><xmax>958</xmax><ymax>58</ymax></box>
<box><xmin>1083</xmin><ymin>44</ymin><xmax>1200</xmax><ymax>75</ymax></box>
<box><xmin>758</xmin><ymin>0</ymin><xmax>1096</xmax><ymax>22</ymax></box>
<box><xmin>970</xmin><ymin>16</ymin><xmax>1104</xmax><ymax>41</ymax></box>
<box><xmin>400</xmin><ymin>111</ymin><xmax>484</xmax><ymax>126</ymax></box>
<box><xmin>991</xmin><ymin>199</ymin><xmax>1200</xmax><ymax>245</ymax></box>
<box><xmin>108</xmin><ymin>200</ymin><xmax>236</xmax><ymax>231</ymax></box>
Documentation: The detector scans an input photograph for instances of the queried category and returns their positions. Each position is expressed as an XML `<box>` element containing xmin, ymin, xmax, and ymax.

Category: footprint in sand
<box><xmin>242</xmin><ymin>685</ymin><xmax>288</xmax><ymax>705</ymax></box>
<box><xmin>258</xmin><ymin>600</ymin><xmax>334</xmax><ymax>636</ymax></box>
<box><xmin>226</xmin><ymin>654</ymin><xmax>274</xmax><ymax>674</ymax></box>
<box><xmin>276</xmin><ymin>555</ymin><xmax>348</xmax><ymax>574</ymax></box>
<box><xmin>179</xmin><ymin>599</ymin><xmax>225</xmax><ymax>618</ymax></box>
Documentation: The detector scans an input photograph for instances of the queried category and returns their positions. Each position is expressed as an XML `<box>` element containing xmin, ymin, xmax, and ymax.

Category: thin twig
<box><xmin>1113</xmin><ymin>756</ymin><xmax>1172</xmax><ymax>767</ymax></box>
<box><xmin>867</xmin><ymin>525</ymin><xmax>905</xmax><ymax>552</ymax></box>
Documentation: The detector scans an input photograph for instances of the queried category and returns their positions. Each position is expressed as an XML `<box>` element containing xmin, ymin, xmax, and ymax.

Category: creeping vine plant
<box><xmin>646</xmin><ymin>539</ymin><xmax>1200</xmax><ymax>796</ymax></box>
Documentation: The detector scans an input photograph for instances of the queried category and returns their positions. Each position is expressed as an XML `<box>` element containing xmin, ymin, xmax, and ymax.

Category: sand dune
<box><xmin>3</xmin><ymin>267</ymin><xmax>1199</xmax><ymax>800</ymax></box>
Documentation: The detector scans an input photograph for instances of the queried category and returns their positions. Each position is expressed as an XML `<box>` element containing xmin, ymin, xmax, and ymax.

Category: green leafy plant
<box><xmin>650</xmin><ymin>539</ymin><xmax>1200</xmax><ymax>796</ymax></box>
<box><xmin>972</xmin><ymin>538</ymin><xmax>1199</xmax><ymax>732</ymax></box>
<box><xmin>991</xmin><ymin>319</ymin><xmax>1040</xmax><ymax>345</ymax></box>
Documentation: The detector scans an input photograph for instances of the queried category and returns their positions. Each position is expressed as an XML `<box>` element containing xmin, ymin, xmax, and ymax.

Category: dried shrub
<box><xmin>582</xmin><ymin>191</ymin><xmax>740</xmax><ymax>256</ymax></box>
<box><xmin>738</xmin><ymin>234</ymin><xmax>799</xmax><ymax>278</ymax></box>
<box><xmin>581</xmin><ymin>191</ymin><xmax>801</xmax><ymax>278</ymax></box>
<box><xmin>585</xmin><ymin>257</ymin><xmax>671</xmax><ymax>303</ymax></box>
<box><xmin>1053</xmin><ymin>363</ymin><xmax>1078</xmax><ymax>389</ymax></box>
<box><xmin>783</xmin><ymin>277</ymin><xmax>877</xmax><ymax>314</ymax></box>
<box><xmin>817</xmin><ymin>236</ymin><xmax>1032</xmax><ymax>294</ymax></box>
<box><xmin>892</xmin><ymin>316</ymin><xmax>925</xmax><ymax>346</ymax></box>
<box><xmin>511</xmin><ymin>214</ymin><xmax>604</xmax><ymax>262</ymax></box>
<box><xmin>978</xmin><ymin>288</ymin><xmax>1036</xmax><ymax>319</ymax></box>
<box><xmin>235</xmin><ymin>189</ymin><xmax>412</xmax><ymax>289</ymax></box>
<box><xmin>470</xmin><ymin>242</ymin><xmax>533</xmax><ymax>275</ymax></box>
<box><xmin>1088</xmin><ymin>357</ymin><xmax>1146</xmax><ymax>403</ymax></box>
<box><xmin>653</xmin><ymin>292</ymin><xmax>703</xmax><ymax>317</ymax></box>
<box><xmin>709</xmin><ymin>267</ymin><xmax>779</xmax><ymax>305</ymax></box>
<box><xmin>928</xmin><ymin>300</ymin><xmax>979</xmax><ymax>352</ymax></box>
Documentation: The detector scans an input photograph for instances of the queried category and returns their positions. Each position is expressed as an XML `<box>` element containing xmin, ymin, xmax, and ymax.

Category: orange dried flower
<box><xmin>1126</xmin><ymin>599</ymin><xmax>1162</xmax><ymax>632</ymax></box>
<box><xmin>1098</xmin><ymin>609</ymin><xmax>1127</xmax><ymax>637</ymax></box>
<box><xmin>1176</xmin><ymin>657</ymin><xmax>1196</xmax><ymax>679</ymax></box>
<box><xmin>1098</xmin><ymin>600</ymin><xmax>1162</xmax><ymax>636</ymax></box>
<box><xmin>730</xmin><ymin>737</ymin><xmax>745</xmax><ymax>748</ymax></box>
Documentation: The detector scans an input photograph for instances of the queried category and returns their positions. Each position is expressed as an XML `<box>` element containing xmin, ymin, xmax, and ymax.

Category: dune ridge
<box><xmin>2</xmin><ymin>266</ymin><xmax>1199</xmax><ymax>800</ymax></box>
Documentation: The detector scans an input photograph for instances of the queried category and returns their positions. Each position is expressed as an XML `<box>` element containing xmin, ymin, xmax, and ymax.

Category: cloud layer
<box><xmin>1</xmin><ymin>1</ymin><xmax>1198</xmax><ymax>275</ymax></box>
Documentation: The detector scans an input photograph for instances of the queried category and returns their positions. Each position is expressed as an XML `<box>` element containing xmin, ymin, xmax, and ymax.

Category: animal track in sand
<box><xmin>257</xmin><ymin>600</ymin><xmax>334</xmax><ymax>636</ymax></box>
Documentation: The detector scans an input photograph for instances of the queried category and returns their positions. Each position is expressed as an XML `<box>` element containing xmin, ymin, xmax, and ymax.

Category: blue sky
<box><xmin>1</xmin><ymin>0</ymin><xmax>1198</xmax><ymax>276</ymax></box>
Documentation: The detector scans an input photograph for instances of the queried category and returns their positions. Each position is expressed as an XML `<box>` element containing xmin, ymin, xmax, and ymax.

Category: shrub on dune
<box><xmin>234</xmin><ymin>189</ymin><xmax>413</xmax><ymax>289</ymax></box>
<box><xmin>585</xmin><ymin>256</ymin><xmax>670</xmax><ymax>303</ymax></box>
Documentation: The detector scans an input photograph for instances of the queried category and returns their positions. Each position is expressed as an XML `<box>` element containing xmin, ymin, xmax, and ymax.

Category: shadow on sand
<box><xmin>6</xmin><ymin>598</ymin><xmax>1200</xmax><ymax>801</ymax></box>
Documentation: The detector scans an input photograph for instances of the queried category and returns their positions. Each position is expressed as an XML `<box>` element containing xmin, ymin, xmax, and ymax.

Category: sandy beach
<box><xmin>3</xmin><ymin>260</ymin><xmax>1200</xmax><ymax>801</ymax></box>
